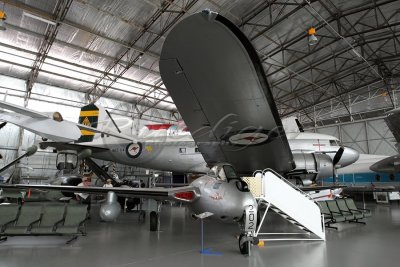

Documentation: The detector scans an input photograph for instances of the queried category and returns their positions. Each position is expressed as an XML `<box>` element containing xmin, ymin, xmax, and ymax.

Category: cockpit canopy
<box><xmin>329</xmin><ymin>139</ymin><xmax>341</xmax><ymax>146</ymax></box>
<box><xmin>210</xmin><ymin>163</ymin><xmax>239</xmax><ymax>181</ymax></box>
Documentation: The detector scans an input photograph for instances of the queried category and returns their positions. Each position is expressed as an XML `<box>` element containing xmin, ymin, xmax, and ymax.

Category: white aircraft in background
<box><xmin>320</xmin><ymin>107</ymin><xmax>400</xmax><ymax>187</ymax></box>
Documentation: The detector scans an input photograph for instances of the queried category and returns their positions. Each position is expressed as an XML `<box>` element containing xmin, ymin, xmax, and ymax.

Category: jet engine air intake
<box><xmin>287</xmin><ymin>153</ymin><xmax>333</xmax><ymax>183</ymax></box>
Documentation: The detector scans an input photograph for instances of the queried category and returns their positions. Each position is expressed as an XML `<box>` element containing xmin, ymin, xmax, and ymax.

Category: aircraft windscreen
<box><xmin>329</xmin><ymin>140</ymin><xmax>339</xmax><ymax>146</ymax></box>
<box><xmin>223</xmin><ymin>165</ymin><xmax>238</xmax><ymax>180</ymax></box>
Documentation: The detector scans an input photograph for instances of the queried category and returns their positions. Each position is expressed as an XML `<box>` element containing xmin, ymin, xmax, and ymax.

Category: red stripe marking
<box><xmin>145</xmin><ymin>124</ymin><xmax>173</xmax><ymax>130</ymax></box>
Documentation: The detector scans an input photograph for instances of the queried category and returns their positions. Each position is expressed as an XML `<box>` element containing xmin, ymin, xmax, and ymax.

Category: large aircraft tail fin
<box><xmin>282</xmin><ymin>116</ymin><xmax>304</xmax><ymax>133</ymax></box>
<box><xmin>385</xmin><ymin>108</ymin><xmax>400</xmax><ymax>145</ymax></box>
<box><xmin>77</xmin><ymin>104</ymin><xmax>100</xmax><ymax>143</ymax></box>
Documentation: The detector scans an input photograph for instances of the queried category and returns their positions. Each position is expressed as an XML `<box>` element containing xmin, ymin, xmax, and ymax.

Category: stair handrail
<box><xmin>259</xmin><ymin>168</ymin><xmax>323</xmax><ymax>211</ymax></box>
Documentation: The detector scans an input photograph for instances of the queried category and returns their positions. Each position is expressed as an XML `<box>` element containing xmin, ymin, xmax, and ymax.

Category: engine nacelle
<box><xmin>288</xmin><ymin>153</ymin><xmax>333</xmax><ymax>183</ymax></box>
<box><xmin>100</xmin><ymin>191</ymin><xmax>121</xmax><ymax>222</ymax></box>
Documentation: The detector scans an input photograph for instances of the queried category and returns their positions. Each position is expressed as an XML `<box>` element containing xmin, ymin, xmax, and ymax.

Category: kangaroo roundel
<box><xmin>126</xmin><ymin>142</ymin><xmax>142</xmax><ymax>158</ymax></box>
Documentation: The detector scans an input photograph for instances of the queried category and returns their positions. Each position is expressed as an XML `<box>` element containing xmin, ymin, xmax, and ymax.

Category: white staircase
<box><xmin>246</xmin><ymin>169</ymin><xmax>325</xmax><ymax>241</ymax></box>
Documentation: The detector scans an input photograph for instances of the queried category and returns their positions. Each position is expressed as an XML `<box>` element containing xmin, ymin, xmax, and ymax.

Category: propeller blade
<box><xmin>332</xmin><ymin>146</ymin><xmax>345</xmax><ymax>166</ymax></box>
<box><xmin>0</xmin><ymin>121</ymin><xmax>7</xmax><ymax>130</ymax></box>
<box><xmin>295</xmin><ymin>119</ymin><xmax>304</xmax><ymax>132</ymax></box>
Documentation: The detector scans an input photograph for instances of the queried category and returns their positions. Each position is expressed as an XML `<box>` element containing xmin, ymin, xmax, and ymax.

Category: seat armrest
<box><xmin>358</xmin><ymin>208</ymin><xmax>371</xmax><ymax>212</ymax></box>
<box><xmin>54</xmin><ymin>218</ymin><xmax>65</xmax><ymax>228</ymax></box>
<box><xmin>28</xmin><ymin>218</ymin><xmax>42</xmax><ymax>230</ymax></box>
<box><xmin>0</xmin><ymin>219</ymin><xmax>17</xmax><ymax>233</ymax></box>
<box><xmin>78</xmin><ymin>215</ymin><xmax>90</xmax><ymax>227</ymax></box>
<box><xmin>340</xmin><ymin>210</ymin><xmax>352</xmax><ymax>215</ymax></box>
<box><xmin>349</xmin><ymin>208</ymin><xmax>363</xmax><ymax>213</ymax></box>
<box><xmin>4</xmin><ymin>219</ymin><xmax>17</xmax><ymax>227</ymax></box>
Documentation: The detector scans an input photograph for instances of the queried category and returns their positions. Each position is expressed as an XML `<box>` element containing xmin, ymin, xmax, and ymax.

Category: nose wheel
<box><xmin>238</xmin><ymin>233</ymin><xmax>259</xmax><ymax>255</ymax></box>
<box><xmin>238</xmin><ymin>204</ymin><xmax>258</xmax><ymax>255</ymax></box>
<box><xmin>238</xmin><ymin>234</ymin><xmax>249</xmax><ymax>255</ymax></box>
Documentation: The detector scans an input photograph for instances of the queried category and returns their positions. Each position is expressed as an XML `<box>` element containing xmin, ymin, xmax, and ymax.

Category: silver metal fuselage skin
<box><xmin>189</xmin><ymin>175</ymin><xmax>257</xmax><ymax>222</ymax></box>
<box><xmin>89</xmin><ymin>138</ymin><xmax>209</xmax><ymax>173</ymax></box>
<box><xmin>83</xmin><ymin>132</ymin><xmax>359</xmax><ymax>175</ymax></box>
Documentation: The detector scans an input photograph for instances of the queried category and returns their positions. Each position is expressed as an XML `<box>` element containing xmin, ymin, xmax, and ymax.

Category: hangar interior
<box><xmin>0</xmin><ymin>0</ymin><xmax>400</xmax><ymax>266</ymax></box>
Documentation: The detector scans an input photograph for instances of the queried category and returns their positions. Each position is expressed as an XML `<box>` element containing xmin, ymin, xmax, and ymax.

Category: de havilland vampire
<box><xmin>0</xmin><ymin>11</ymin><xmax>359</xmax><ymax>254</ymax></box>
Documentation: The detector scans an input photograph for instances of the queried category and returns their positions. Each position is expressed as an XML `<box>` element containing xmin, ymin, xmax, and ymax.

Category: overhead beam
<box><xmin>25</xmin><ymin>0</ymin><xmax>73</xmax><ymax>103</ymax></box>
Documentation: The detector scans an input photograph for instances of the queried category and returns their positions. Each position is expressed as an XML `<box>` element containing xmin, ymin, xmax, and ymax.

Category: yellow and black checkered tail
<box><xmin>77</xmin><ymin>103</ymin><xmax>99</xmax><ymax>143</ymax></box>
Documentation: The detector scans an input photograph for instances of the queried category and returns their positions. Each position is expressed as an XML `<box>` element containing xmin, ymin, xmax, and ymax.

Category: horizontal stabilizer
<box><xmin>40</xmin><ymin>142</ymin><xmax>108</xmax><ymax>153</ymax></box>
<box><xmin>0</xmin><ymin>110</ymin><xmax>81</xmax><ymax>142</ymax></box>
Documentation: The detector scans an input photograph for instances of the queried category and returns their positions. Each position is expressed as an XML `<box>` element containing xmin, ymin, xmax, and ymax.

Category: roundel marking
<box><xmin>221</xmin><ymin>129</ymin><xmax>278</xmax><ymax>147</ymax></box>
<box><xmin>228</xmin><ymin>132</ymin><xmax>269</xmax><ymax>145</ymax></box>
<box><xmin>126</xmin><ymin>142</ymin><xmax>142</xmax><ymax>158</ymax></box>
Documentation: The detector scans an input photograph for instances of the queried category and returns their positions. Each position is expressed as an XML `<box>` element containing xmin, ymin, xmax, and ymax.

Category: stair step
<box><xmin>257</xmin><ymin>171</ymin><xmax>325</xmax><ymax>240</ymax></box>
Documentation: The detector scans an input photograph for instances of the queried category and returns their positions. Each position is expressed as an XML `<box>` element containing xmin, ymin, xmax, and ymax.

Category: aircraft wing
<box><xmin>39</xmin><ymin>142</ymin><xmax>109</xmax><ymax>153</ymax></box>
<box><xmin>0</xmin><ymin>100</ymin><xmax>49</xmax><ymax>118</ymax></box>
<box><xmin>0</xmin><ymin>184</ymin><xmax>200</xmax><ymax>202</ymax></box>
<box><xmin>159</xmin><ymin>11</ymin><xmax>294</xmax><ymax>174</ymax></box>
<box><xmin>0</xmin><ymin>110</ymin><xmax>81</xmax><ymax>142</ymax></box>
<box><xmin>0</xmin><ymin>100</ymin><xmax>134</xmax><ymax>142</ymax></box>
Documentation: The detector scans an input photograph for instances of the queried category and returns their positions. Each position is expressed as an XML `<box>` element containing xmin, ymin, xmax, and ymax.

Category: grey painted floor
<box><xmin>1</xmin><ymin>202</ymin><xmax>400</xmax><ymax>267</ymax></box>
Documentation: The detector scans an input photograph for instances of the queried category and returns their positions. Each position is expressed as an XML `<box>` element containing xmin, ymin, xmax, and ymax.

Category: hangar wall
<box><xmin>0</xmin><ymin>74</ymin><xmax>176</xmax><ymax>181</ymax></box>
<box><xmin>310</xmin><ymin>117</ymin><xmax>397</xmax><ymax>156</ymax></box>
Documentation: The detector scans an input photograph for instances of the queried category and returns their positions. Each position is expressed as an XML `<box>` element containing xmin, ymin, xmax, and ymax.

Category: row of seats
<box><xmin>319</xmin><ymin>198</ymin><xmax>372</xmax><ymax>230</ymax></box>
<box><xmin>0</xmin><ymin>203</ymin><xmax>88</xmax><ymax>242</ymax></box>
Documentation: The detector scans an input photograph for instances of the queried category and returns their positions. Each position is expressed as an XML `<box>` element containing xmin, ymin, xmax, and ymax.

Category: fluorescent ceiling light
<box><xmin>23</xmin><ymin>12</ymin><xmax>57</xmax><ymax>26</ymax></box>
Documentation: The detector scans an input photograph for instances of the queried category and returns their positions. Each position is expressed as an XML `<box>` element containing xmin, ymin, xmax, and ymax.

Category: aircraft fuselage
<box><xmin>81</xmin><ymin>131</ymin><xmax>359</xmax><ymax>174</ymax></box>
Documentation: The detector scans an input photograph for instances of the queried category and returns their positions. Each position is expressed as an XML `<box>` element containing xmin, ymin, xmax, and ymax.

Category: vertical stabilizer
<box><xmin>77</xmin><ymin>104</ymin><xmax>100</xmax><ymax>143</ymax></box>
<box><xmin>385</xmin><ymin>108</ymin><xmax>400</xmax><ymax>146</ymax></box>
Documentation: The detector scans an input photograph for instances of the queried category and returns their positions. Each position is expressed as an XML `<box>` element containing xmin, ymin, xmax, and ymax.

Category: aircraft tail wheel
<box><xmin>150</xmin><ymin>211</ymin><xmax>158</xmax><ymax>231</ymax></box>
<box><xmin>239</xmin><ymin>233</ymin><xmax>250</xmax><ymax>255</ymax></box>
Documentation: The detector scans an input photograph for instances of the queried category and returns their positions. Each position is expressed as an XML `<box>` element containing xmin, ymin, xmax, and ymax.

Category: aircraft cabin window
<box><xmin>179</xmin><ymin>148</ymin><xmax>186</xmax><ymax>154</ymax></box>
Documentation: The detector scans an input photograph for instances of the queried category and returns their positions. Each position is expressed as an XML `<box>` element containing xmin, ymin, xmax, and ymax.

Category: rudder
<box><xmin>77</xmin><ymin>103</ymin><xmax>99</xmax><ymax>143</ymax></box>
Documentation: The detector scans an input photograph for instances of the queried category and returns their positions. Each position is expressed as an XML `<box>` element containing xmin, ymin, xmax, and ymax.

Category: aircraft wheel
<box><xmin>150</xmin><ymin>211</ymin><xmax>158</xmax><ymax>231</ymax></box>
<box><xmin>239</xmin><ymin>233</ymin><xmax>249</xmax><ymax>255</ymax></box>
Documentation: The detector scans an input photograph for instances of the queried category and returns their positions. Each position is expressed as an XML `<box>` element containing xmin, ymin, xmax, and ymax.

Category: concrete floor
<box><xmin>1</xmin><ymin>202</ymin><xmax>400</xmax><ymax>267</ymax></box>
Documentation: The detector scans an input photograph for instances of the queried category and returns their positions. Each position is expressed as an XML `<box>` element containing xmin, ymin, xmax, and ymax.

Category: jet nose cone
<box><xmin>338</xmin><ymin>147</ymin><xmax>359</xmax><ymax>167</ymax></box>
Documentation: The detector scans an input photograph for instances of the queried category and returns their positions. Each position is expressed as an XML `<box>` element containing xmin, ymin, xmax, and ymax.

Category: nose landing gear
<box><xmin>238</xmin><ymin>204</ymin><xmax>258</xmax><ymax>255</ymax></box>
<box><xmin>238</xmin><ymin>233</ymin><xmax>260</xmax><ymax>255</ymax></box>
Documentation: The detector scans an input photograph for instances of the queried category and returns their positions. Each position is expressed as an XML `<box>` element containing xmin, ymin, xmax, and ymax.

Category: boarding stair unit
<box><xmin>244</xmin><ymin>169</ymin><xmax>325</xmax><ymax>241</ymax></box>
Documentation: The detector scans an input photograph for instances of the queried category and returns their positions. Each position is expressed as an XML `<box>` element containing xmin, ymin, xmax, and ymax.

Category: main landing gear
<box><xmin>150</xmin><ymin>211</ymin><xmax>158</xmax><ymax>231</ymax></box>
<box><xmin>149</xmin><ymin>200</ymin><xmax>162</xmax><ymax>232</ymax></box>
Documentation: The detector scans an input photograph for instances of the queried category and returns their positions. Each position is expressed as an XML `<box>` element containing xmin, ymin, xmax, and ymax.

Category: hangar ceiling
<box><xmin>0</xmin><ymin>0</ymin><xmax>399</xmax><ymax>127</ymax></box>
